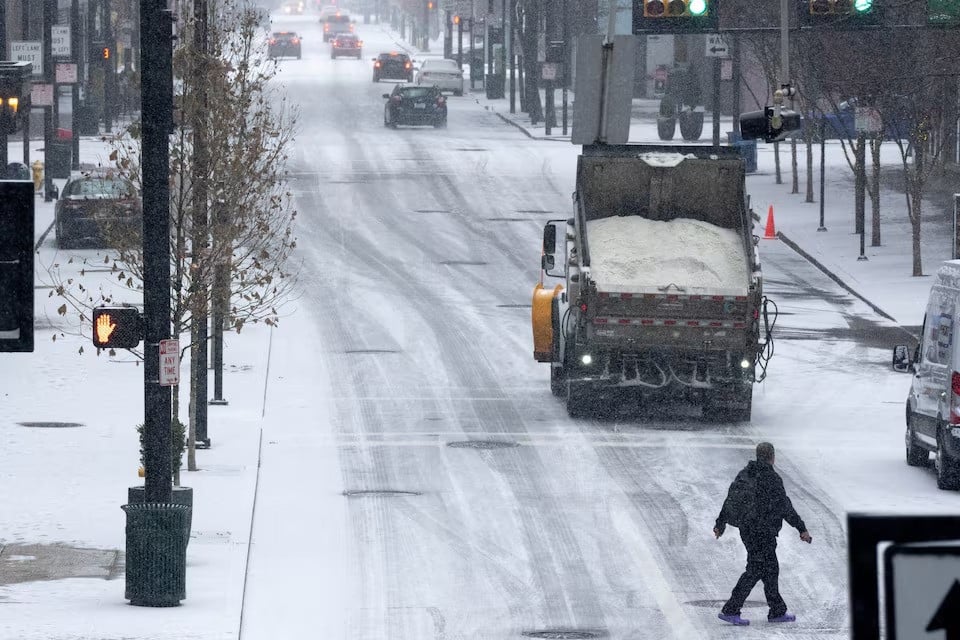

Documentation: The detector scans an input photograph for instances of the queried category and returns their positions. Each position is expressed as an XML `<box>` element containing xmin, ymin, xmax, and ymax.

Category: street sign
<box><xmin>51</xmin><ymin>25</ymin><xmax>71</xmax><ymax>57</ymax></box>
<box><xmin>849</xmin><ymin>514</ymin><xmax>960</xmax><ymax>639</ymax></box>
<box><xmin>885</xmin><ymin>543</ymin><xmax>960</xmax><ymax>640</ymax></box>
<box><xmin>159</xmin><ymin>339</ymin><xmax>180</xmax><ymax>386</ymax></box>
<box><xmin>10</xmin><ymin>41</ymin><xmax>42</xmax><ymax>77</ymax></box>
<box><xmin>855</xmin><ymin>107</ymin><xmax>882</xmax><ymax>134</ymax></box>
<box><xmin>705</xmin><ymin>33</ymin><xmax>729</xmax><ymax>58</ymax></box>
<box><xmin>29</xmin><ymin>84</ymin><xmax>53</xmax><ymax>107</ymax></box>
<box><xmin>55</xmin><ymin>63</ymin><xmax>77</xmax><ymax>84</ymax></box>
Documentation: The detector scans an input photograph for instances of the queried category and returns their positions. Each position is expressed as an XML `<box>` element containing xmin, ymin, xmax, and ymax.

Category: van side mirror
<box><xmin>382</xmin><ymin>93</ymin><xmax>391</xmax><ymax>99</ymax></box>
<box><xmin>893</xmin><ymin>344</ymin><xmax>913</xmax><ymax>373</ymax></box>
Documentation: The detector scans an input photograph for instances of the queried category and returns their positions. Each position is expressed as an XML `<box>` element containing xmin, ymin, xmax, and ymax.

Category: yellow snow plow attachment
<box><xmin>532</xmin><ymin>283</ymin><xmax>563</xmax><ymax>362</ymax></box>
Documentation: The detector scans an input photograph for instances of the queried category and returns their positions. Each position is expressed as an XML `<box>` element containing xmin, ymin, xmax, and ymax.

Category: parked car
<box><xmin>893</xmin><ymin>259</ymin><xmax>960</xmax><ymax>490</ymax></box>
<box><xmin>321</xmin><ymin>12</ymin><xmax>353</xmax><ymax>42</ymax></box>
<box><xmin>331</xmin><ymin>33</ymin><xmax>362</xmax><ymax>59</ymax></box>
<box><xmin>268</xmin><ymin>31</ymin><xmax>302</xmax><ymax>59</ymax></box>
<box><xmin>383</xmin><ymin>84</ymin><xmax>446</xmax><ymax>129</ymax></box>
<box><xmin>373</xmin><ymin>52</ymin><xmax>413</xmax><ymax>82</ymax></box>
<box><xmin>415</xmin><ymin>58</ymin><xmax>464</xmax><ymax>96</ymax></box>
<box><xmin>55</xmin><ymin>172</ymin><xmax>141</xmax><ymax>249</ymax></box>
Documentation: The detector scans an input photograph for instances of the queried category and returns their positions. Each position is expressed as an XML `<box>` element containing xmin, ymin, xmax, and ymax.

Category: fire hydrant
<box><xmin>31</xmin><ymin>160</ymin><xmax>43</xmax><ymax>193</ymax></box>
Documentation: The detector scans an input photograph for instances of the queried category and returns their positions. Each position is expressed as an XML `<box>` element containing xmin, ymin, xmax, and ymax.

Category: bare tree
<box><xmin>45</xmin><ymin>1</ymin><xmax>299</xmax><ymax>455</ymax></box>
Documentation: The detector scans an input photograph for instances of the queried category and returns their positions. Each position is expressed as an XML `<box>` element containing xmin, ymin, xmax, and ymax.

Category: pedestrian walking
<box><xmin>713</xmin><ymin>442</ymin><xmax>813</xmax><ymax>626</ymax></box>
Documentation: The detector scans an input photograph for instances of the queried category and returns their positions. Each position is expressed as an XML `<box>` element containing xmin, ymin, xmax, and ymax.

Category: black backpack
<box><xmin>723</xmin><ymin>469</ymin><xmax>759</xmax><ymax>528</ymax></box>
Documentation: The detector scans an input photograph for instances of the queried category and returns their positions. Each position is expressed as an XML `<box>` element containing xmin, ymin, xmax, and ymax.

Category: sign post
<box><xmin>849</xmin><ymin>514</ymin><xmax>960</xmax><ymax>639</ymax></box>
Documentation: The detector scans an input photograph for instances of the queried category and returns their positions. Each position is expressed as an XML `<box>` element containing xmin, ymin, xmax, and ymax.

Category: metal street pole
<box><xmin>71</xmin><ymin>0</ymin><xmax>81</xmax><ymax>169</ymax></box>
<box><xmin>21</xmin><ymin>0</ymin><xmax>29</xmax><ymax>166</ymax></box>
<box><xmin>0</xmin><ymin>0</ymin><xmax>7</xmax><ymax>170</ymax></box>
<box><xmin>818</xmin><ymin>121</ymin><xmax>827</xmax><ymax>232</ymax></box>
<box><xmin>712</xmin><ymin>56</ymin><xmax>720</xmax><ymax>148</ymax></box>
<box><xmin>780</xmin><ymin>0</ymin><xmax>789</xmax><ymax>91</ymax></box>
<box><xmin>210</xmin><ymin>198</ymin><xmax>228</xmax><ymax>406</ymax></box>
<box><xmin>856</xmin><ymin>131</ymin><xmax>868</xmax><ymax>261</ymax></box>
<box><xmin>43</xmin><ymin>0</ymin><xmax>55</xmax><ymax>201</ymax></box>
<box><xmin>509</xmin><ymin>0</ymin><xmax>516</xmax><ymax>113</ymax></box>
<box><xmin>103</xmin><ymin>0</ymin><xmax>113</xmax><ymax>133</ymax></box>
<box><xmin>141</xmin><ymin>0</ymin><xmax>174</xmax><ymax>505</ymax></box>
<box><xmin>561</xmin><ymin>0</ymin><xmax>568</xmax><ymax>135</ymax></box>
<box><xmin>192</xmin><ymin>0</ymin><xmax>210</xmax><ymax>449</ymax></box>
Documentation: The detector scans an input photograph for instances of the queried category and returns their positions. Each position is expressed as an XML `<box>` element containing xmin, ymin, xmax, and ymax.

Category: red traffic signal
<box><xmin>92</xmin><ymin>306</ymin><xmax>142</xmax><ymax>349</ymax></box>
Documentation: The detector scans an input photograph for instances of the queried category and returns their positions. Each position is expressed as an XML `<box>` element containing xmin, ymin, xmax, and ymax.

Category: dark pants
<box><xmin>721</xmin><ymin>530</ymin><xmax>787</xmax><ymax>619</ymax></box>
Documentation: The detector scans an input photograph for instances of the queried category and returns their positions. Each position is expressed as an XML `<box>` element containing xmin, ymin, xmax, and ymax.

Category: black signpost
<box><xmin>849</xmin><ymin>514</ymin><xmax>960</xmax><ymax>639</ymax></box>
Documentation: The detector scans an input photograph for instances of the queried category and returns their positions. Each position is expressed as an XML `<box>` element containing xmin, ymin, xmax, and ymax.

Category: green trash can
<box><xmin>122</xmin><ymin>503</ymin><xmax>191</xmax><ymax>606</ymax></box>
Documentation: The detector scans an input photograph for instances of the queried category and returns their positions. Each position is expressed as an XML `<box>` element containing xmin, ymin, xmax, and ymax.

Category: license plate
<box><xmin>414</xmin><ymin>103</ymin><xmax>426</xmax><ymax>109</ymax></box>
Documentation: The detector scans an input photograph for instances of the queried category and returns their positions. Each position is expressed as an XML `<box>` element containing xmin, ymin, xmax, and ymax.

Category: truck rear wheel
<box><xmin>550</xmin><ymin>363</ymin><xmax>566</xmax><ymax>397</ymax></box>
<box><xmin>703</xmin><ymin>386</ymin><xmax>752</xmax><ymax>423</ymax></box>
<box><xmin>566</xmin><ymin>381</ymin><xmax>591</xmax><ymax>419</ymax></box>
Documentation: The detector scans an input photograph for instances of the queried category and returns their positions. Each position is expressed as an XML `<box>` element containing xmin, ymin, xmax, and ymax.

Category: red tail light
<box><xmin>391</xmin><ymin>95</ymin><xmax>402</xmax><ymax>102</ymax></box>
<box><xmin>579</xmin><ymin>303</ymin><xmax>588</xmax><ymax>312</ymax></box>
<box><xmin>436</xmin><ymin>96</ymin><xmax>445</xmax><ymax>106</ymax></box>
<box><xmin>269</xmin><ymin>38</ymin><xmax>277</xmax><ymax>44</ymax></box>
<box><xmin>324</xmin><ymin>24</ymin><xmax>329</xmax><ymax>30</ymax></box>
<box><xmin>404</xmin><ymin>62</ymin><xmax>411</xmax><ymax>69</ymax></box>
<box><xmin>953</xmin><ymin>371</ymin><xmax>960</xmax><ymax>396</ymax></box>
<box><xmin>349</xmin><ymin>24</ymin><xmax>354</xmax><ymax>31</ymax></box>
<box><xmin>291</xmin><ymin>38</ymin><xmax>300</xmax><ymax>44</ymax></box>
<box><xmin>374</xmin><ymin>61</ymin><xmax>381</xmax><ymax>67</ymax></box>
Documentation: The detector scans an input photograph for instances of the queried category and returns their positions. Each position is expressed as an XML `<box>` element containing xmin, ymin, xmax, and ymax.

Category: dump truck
<box><xmin>532</xmin><ymin>144</ymin><xmax>775</xmax><ymax>421</ymax></box>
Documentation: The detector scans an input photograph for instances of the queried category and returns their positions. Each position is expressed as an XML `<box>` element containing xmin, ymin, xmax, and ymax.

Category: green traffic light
<box><xmin>853</xmin><ymin>0</ymin><xmax>872</xmax><ymax>11</ymax></box>
<box><xmin>688</xmin><ymin>0</ymin><xmax>708</xmax><ymax>15</ymax></box>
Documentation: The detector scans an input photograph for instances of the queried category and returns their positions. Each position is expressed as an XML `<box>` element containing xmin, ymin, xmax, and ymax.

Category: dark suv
<box><xmin>331</xmin><ymin>34</ymin><xmax>362</xmax><ymax>59</ymax></box>
<box><xmin>372</xmin><ymin>52</ymin><xmax>413</xmax><ymax>82</ymax></box>
<box><xmin>383</xmin><ymin>85</ymin><xmax>446</xmax><ymax>129</ymax></box>
<box><xmin>268</xmin><ymin>32</ymin><xmax>302</xmax><ymax>59</ymax></box>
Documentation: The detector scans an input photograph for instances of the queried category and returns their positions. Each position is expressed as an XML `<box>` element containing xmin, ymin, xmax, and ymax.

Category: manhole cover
<box><xmin>17</xmin><ymin>422</ymin><xmax>84</xmax><ymax>429</ymax></box>
<box><xmin>685</xmin><ymin>599</ymin><xmax>766</xmax><ymax>609</ymax></box>
<box><xmin>447</xmin><ymin>440</ymin><xmax>519</xmax><ymax>450</ymax></box>
<box><xmin>342</xmin><ymin>490</ymin><xmax>422</xmax><ymax>498</ymax></box>
<box><xmin>523</xmin><ymin>631</ymin><xmax>606</xmax><ymax>639</ymax></box>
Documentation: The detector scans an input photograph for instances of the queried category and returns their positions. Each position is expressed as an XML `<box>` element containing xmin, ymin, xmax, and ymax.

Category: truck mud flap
<box><xmin>532</xmin><ymin>283</ymin><xmax>563</xmax><ymax>362</ymax></box>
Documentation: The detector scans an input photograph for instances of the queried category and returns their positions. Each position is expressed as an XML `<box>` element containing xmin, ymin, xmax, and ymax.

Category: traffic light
<box><xmin>0</xmin><ymin>181</ymin><xmax>35</xmax><ymax>353</ymax></box>
<box><xmin>740</xmin><ymin>107</ymin><xmax>803</xmax><ymax>143</ymax></box>
<box><xmin>91</xmin><ymin>307</ymin><xmax>143</xmax><ymax>349</ymax></box>
<box><xmin>801</xmin><ymin>0</ymin><xmax>878</xmax><ymax>27</ymax></box>
<box><xmin>102</xmin><ymin>46</ymin><xmax>111</xmax><ymax>60</ymax></box>
<box><xmin>0</xmin><ymin>61</ymin><xmax>31</xmax><ymax>135</ymax></box>
<box><xmin>453</xmin><ymin>14</ymin><xmax>460</xmax><ymax>24</ymax></box>
<box><xmin>633</xmin><ymin>0</ymin><xmax>717</xmax><ymax>33</ymax></box>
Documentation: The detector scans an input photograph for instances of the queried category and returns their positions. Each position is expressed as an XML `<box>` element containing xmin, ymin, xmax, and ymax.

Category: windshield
<box><xmin>65</xmin><ymin>178</ymin><xmax>135</xmax><ymax>197</ymax></box>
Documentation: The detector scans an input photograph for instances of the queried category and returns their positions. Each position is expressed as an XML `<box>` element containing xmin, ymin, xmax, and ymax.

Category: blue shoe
<box><xmin>718</xmin><ymin>613</ymin><xmax>750</xmax><ymax>626</ymax></box>
<box><xmin>768</xmin><ymin>613</ymin><xmax>796</xmax><ymax>623</ymax></box>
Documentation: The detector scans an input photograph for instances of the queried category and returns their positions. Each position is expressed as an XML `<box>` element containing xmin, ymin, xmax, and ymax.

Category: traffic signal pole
<box><xmin>140</xmin><ymin>0</ymin><xmax>174</xmax><ymax>505</ymax></box>
<box><xmin>43</xmin><ymin>0</ymin><xmax>55</xmax><ymax>201</ymax></box>
<box><xmin>0</xmin><ymin>0</ymin><xmax>7</xmax><ymax>170</ymax></box>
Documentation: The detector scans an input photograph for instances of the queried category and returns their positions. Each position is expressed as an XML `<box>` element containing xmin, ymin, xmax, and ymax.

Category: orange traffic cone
<box><xmin>763</xmin><ymin>205</ymin><xmax>777</xmax><ymax>239</ymax></box>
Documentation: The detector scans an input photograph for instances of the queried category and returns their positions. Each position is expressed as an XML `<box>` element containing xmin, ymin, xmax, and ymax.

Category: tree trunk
<box><xmin>774</xmin><ymin>141</ymin><xmax>782</xmax><ymax>184</ymax></box>
<box><xmin>805</xmin><ymin>133</ymin><xmax>814</xmax><ymax>203</ymax></box>
<box><xmin>912</xmin><ymin>186</ymin><xmax>923</xmax><ymax>277</ymax></box>
<box><xmin>871</xmin><ymin>138</ymin><xmax>882</xmax><ymax>247</ymax></box>
<box><xmin>521</xmin><ymin>0</ymin><xmax>542</xmax><ymax>123</ymax></box>
<box><xmin>790</xmin><ymin>138</ymin><xmax>799</xmax><ymax>194</ymax></box>
<box><xmin>187</xmin><ymin>364</ymin><xmax>197</xmax><ymax>472</ymax></box>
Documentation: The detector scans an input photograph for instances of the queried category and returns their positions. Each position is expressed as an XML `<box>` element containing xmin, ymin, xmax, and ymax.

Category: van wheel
<box><xmin>906</xmin><ymin>411</ymin><xmax>928</xmax><ymax>467</ymax></box>
<box><xmin>936</xmin><ymin>428</ymin><xmax>960</xmax><ymax>490</ymax></box>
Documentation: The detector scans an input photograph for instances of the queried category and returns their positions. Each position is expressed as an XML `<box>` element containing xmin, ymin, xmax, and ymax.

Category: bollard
<box><xmin>31</xmin><ymin>160</ymin><xmax>43</xmax><ymax>193</ymax></box>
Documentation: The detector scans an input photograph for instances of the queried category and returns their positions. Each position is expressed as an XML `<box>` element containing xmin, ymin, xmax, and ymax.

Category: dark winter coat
<box><xmin>715</xmin><ymin>460</ymin><xmax>807</xmax><ymax>539</ymax></box>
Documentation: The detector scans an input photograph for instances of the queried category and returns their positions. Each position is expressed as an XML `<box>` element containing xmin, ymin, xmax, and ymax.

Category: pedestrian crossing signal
<box><xmin>91</xmin><ymin>306</ymin><xmax>142</xmax><ymax>349</ymax></box>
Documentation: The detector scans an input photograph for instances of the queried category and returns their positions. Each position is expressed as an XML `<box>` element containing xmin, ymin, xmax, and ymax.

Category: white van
<box><xmin>893</xmin><ymin>259</ymin><xmax>960</xmax><ymax>490</ymax></box>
